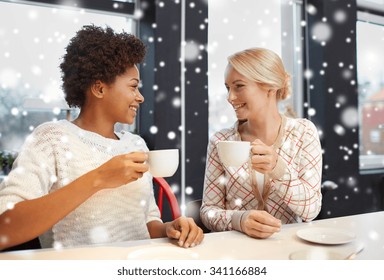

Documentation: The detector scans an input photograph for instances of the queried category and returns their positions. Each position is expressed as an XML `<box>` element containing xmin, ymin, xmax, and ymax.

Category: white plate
<box><xmin>296</xmin><ymin>227</ymin><xmax>356</xmax><ymax>245</ymax></box>
<box><xmin>127</xmin><ymin>245</ymin><xmax>199</xmax><ymax>260</ymax></box>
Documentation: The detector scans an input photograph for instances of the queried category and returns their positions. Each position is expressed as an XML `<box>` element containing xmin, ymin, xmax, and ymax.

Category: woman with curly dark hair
<box><xmin>0</xmin><ymin>25</ymin><xmax>204</xmax><ymax>250</ymax></box>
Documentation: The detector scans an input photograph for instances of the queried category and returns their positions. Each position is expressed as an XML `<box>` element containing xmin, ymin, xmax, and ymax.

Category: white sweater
<box><xmin>0</xmin><ymin>120</ymin><xmax>161</xmax><ymax>248</ymax></box>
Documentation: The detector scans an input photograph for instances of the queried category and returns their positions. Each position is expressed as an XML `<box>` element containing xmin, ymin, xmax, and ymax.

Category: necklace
<box><xmin>272</xmin><ymin>115</ymin><xmax>283</xmax><ymax>147</ymax></box>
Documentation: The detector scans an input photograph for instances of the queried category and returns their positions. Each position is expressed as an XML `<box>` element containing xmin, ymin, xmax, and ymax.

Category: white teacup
<box><xmin>217</xmin><ymin>141</ymin><xmax>251</xmax><ymax>167</ymax></box>
<box><xmin>147</xmin><ymin>149</ymin><xmax>179</xmax><ymax>177</ymax></box>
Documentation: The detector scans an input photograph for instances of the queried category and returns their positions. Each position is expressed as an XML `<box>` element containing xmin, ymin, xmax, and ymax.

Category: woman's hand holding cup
<box><xmin>250</xmin><ymin>139</ymin><xmax>278</xmax><ymax>174</ymax></box>
<box><xmin>92</xmin><ymin>152</ymin><xmax>149</xmax><ymax>190</ymax></box>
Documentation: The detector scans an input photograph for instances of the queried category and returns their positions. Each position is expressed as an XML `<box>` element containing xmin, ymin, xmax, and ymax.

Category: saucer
<box><xmin>296</xmin><ymin>227</ymin><xmax>356</xmax><ymax>245</ymax></box>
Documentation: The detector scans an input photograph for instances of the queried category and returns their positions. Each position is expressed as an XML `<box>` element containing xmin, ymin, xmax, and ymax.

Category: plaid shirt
<box><xmin>201</xmin><ymin>115</ymin><xmax>322</xmax><ymax>232</ymax></box>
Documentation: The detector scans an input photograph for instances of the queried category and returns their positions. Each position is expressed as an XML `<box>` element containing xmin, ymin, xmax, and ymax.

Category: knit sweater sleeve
<box><xmin>0</xmin><ymin>123</ymin><xmax>57</xmax><ymax>214</ymax></box>
<box><xmin>269</xmin><ymin>119</ymin><xmax>322</xmax><ymax>221</ymax></box>
<box><xmin>200</xmin><ymin>130</ymin><xmax>240</xmax><ymax>232</ymax></box>
<box><xmin>146</xmin><ymin>175</ymin><xmax>162</xmax><ymax>223</ymax></box>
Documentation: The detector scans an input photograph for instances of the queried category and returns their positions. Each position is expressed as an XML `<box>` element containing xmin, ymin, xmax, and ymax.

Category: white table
<box><xmin>0</xmin><ymin>211</ymin><xmax>383</xmax><ymax>260</ymax></box>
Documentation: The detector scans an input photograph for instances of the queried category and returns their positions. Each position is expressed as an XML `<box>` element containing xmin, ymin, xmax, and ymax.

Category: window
<box><xmin>0</xmin><ymin>0</ymin><xmax>135</xmax><ymax>174</ymax></box>
<box><xmin>207</xmin><ymin>0</ymin><xmax>303</xmax><ymax>137</ymax></box>
<box><xmin>356</xmin><ymin>11</ymin><xmax>384</xmax><ymax>171</ymax></box>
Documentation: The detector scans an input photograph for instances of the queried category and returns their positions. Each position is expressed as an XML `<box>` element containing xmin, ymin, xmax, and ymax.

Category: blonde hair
<box><xmin>227</xmin><ymin>48</ymin><xmax>291</xmax><ymax>100</ymax></box>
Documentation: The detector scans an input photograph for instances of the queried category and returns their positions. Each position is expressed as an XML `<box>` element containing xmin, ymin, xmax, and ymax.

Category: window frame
<box><xmin>356</xmin><ymin>10</ymin><xmax>384</xmax><ymax>173</ymax></box>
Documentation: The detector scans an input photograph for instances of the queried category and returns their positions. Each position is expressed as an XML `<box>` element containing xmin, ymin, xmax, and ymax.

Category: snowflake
<box><xmin>171</xmin><ymin>183</ymin><xmax>179</xmax><ymax>194</ymax></box>
<box><xmin>334</xmin><ymin>10</ymin><xmax>347</xmax><ymax>23</ymax></box>
<box><xmin>172</xmin><ymin>97</ymin><xmax>181</xmax><ymax>108</ymax></box>
<box><xmin>307</xmin><ymin>108</ymin><xmax>316</xmax><ymax>116</ymax></box>
<box><xmin>53</xmin><ymin>241</ymin><xmax>63</xmax><ymax>250</ymax></box>
<box><xmin>368</xmin><ymin>230</ymin><xmax>379</xmax><ymax>241</ymax></box>
<box><xmin>149</xmin><ymin>126</ymin><xmax>158</xmax><ymax>134</ymax></box>
<box><xmin>341</xmin><ymin>107</ymin><xmax>358</xmax><ymax>128</ymax></box>
<box><xmin>207</xmin><ymin>210</ymin><xmax>215</xmax><ymax>218</ymax></box>
<box><xmin>183</xmin><ymin>41</ymin><xmax>200</xmax><ymax>62</ymax></box>
<box><xmin>0</xmin><ymin>235</ymin><xmax>9</xmax><ymax>245</ymax></box>
<box><xmin>235</xmin><ymin>198</ymin><xmax>242</xmax><ymax>206</ymax></box>
<box><xmin>333</xmin><ymin>124</ymin><xmax>345</xmax><ymax>136</ymax></box>
<box><xmin>6</xmin><ymin>202</ymin><xmax>15</xmax><ymax>210</ymax></box>
<box><xmin>89</xmin><ymin>226</ymin><xmax>110</xmax><ymax>244</ymax></box>
<box><xmin>185</xmin><ymin>186</ymin><xmax>193</xmax><ymax>195</ymax></box>
<box><xmin>50</xmin><ymin>175</ymin><xmax>58</xmax><ymax>183</ymax></box>
<box><xmin>311</xmin><ymin>22</ymin><xmax>332</xmax><ymax>42</ymax></box>
<box><xmin>167</xmin><ymin>131</ymin><xmax>176</xmax><ymax>140</ymax></box>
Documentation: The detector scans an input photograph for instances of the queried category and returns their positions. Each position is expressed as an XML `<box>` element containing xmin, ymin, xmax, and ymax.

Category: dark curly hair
<box><xmin>60</xmin><ymin>25</ymin><xmax>147</xmax><ymax>108</ymax></box>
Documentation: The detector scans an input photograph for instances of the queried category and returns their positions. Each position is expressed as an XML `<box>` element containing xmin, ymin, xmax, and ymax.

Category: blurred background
<box><xmin>0</xmin><ymin>0</ymin><xmax>383</xmax><ymax>222</ymax></box>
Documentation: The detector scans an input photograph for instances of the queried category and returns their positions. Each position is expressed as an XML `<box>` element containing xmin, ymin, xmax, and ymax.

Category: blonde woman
<box><xmin>201</xmin><ymin>48</ymin><xmax>322</xmax><ymax>239</ymax></box>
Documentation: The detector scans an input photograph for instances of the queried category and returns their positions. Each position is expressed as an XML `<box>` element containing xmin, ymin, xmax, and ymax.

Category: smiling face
<box><xmin>102</xmin><ymin>65</ymin><xmax>143</xmax><ymax>125</ymax></box>
<box><xmin>224</xmin><ymin>64</ymin><xmax>270</xmax><ymax>121</ymax></box>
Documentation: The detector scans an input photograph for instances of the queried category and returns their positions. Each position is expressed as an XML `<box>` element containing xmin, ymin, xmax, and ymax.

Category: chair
<box><xmin>153</xmin><ymin>177</ymin><xmax>181</xmax><ymax>220</ymax></box>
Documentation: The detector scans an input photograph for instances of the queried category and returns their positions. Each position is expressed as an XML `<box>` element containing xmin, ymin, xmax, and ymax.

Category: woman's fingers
<box><xmin>242</xmin><ymin>210</ymin><xmax>281</xmax><ymax>239</ymax></box>
<box><xmin>250</xmin><ymin>141</ymin><xmax>278</xmax><ymax>173</ymax></box>
<box><xmin>94</xmin><ymin>152</ymin><xmax>150</xmax><ymax>189</ymax></box>
<box><xmin>167</xmin><ymin>217</ymin><xmax>204</xmax><ymax>248</ymax></box>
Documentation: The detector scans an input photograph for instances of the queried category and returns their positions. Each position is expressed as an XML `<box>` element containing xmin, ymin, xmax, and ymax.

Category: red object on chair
<box><xmin>153</xmin><ymin>177</ymin><xmax>181</xmax><ymax>220</ymax></box>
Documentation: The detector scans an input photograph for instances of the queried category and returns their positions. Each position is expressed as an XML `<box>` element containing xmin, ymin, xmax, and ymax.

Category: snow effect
<box><xmin>0</xmin><ymin>0</ymin><xmax>382</xmax><ymax>245</ymax></box>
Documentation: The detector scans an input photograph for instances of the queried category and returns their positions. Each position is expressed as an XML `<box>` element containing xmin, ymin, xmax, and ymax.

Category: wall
<box><xmin>305</xmin><ymin>0</ymin><xmax>384</xmax><ymax>218</ymax></box>
<box><xmin>139</xmin><ymin>0</ymin><xmax>208</xmax><ymax>219</ymax></box>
